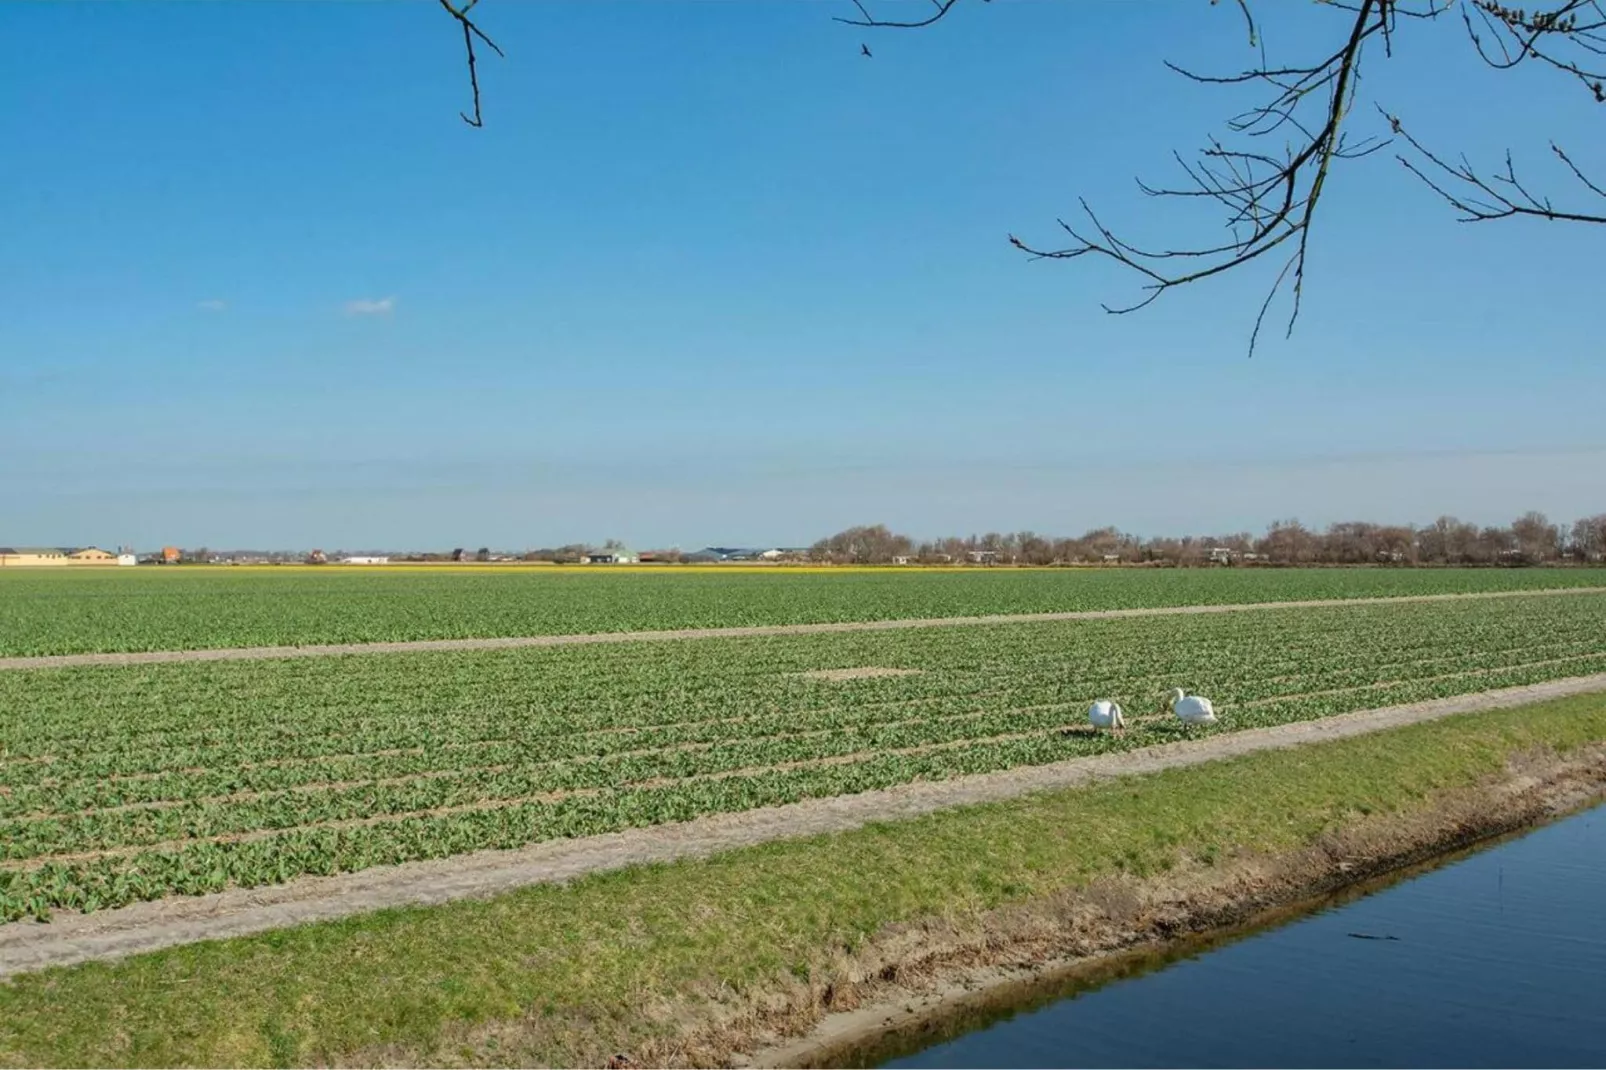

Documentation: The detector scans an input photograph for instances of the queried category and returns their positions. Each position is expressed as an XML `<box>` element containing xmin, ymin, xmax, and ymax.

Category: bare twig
<box><xmin>439</xmin><ymin>0</ymin><xmax>505</xmax><ymax>127</ymax></box>
<box><xmin>1387</xmin><ymin>108</ymin><xmax>1606</xmax><ymax>223</ymax></box>
<box><xmin>835</xmin><ymin>0</ymin><xmax>966</xmax><ymax>30</ymax></box>
<box><xmin>1461</xmin><ymin>1</ymin><xmax>1606</xmax><ymax>102</ymax></box>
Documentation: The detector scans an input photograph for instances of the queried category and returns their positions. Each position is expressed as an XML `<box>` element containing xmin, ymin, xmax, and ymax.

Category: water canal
<box><xmin>875</xmin><ymin>804</ymin><xmax>1606</xmax><ymax>1068</ymax></box>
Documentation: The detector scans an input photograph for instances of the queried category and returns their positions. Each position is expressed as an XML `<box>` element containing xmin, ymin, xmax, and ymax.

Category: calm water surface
<box><xmin>884</xmin><ymin>804</ymin><xmax>1606</xmax><ymax>1068</ymax></box>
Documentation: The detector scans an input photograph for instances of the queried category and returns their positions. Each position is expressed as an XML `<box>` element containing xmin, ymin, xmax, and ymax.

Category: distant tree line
<box><xmin>810</xmin><ymin>513</ymin><xmax>1606</xmax><ymax>567</ymax></box>
<box><xmin>155</xmin><ymin>513</ymin><xmax>1606</xmax><ymax>568</ymax></box>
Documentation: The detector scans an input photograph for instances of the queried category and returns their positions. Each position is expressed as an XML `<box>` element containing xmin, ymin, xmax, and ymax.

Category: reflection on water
<box><xmin>884</xmin><ymin>804</ymin><xmax>1606</xmax><ymax>1069</ymax></box>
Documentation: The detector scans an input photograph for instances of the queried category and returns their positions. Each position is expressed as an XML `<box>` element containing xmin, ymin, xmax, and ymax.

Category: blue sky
<box><xmin>3</xmin><ymin>2</ymin><xmax>1602</xmax><ymax>550</ymax></box>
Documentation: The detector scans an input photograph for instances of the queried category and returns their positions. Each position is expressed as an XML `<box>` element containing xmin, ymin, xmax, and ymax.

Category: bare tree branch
<box><xmin>848</xmin><ymin>0</ymin><xmax>1604</xmax><ymax>355</ymax></box>
<box><xmin>434</xmin><ymin>1</ymin><xmax>1606</xmax><ymax>354</ymax></box>
<box><xmin>1462</xmin><ymin>1</ymin><xmax>1606</xmax><ymax>102</ymax></box>
<box><xmin>1000</xmin><ymin>0</ymin><xmax>1388</xmax><ymax>355</ymax></box>
<box><xmin>1387</xmin><ymin>108</ymin><xmax>1606</xmax><ymax>223</ymax></box>
<box><xmin>1225</xmin><ymin>0</ymin><xmax>1260</xmax><ymax>47</ymax></box>
<box><xmin>834</xmin><ymin>0</ymin><xmax>967</xmax><ymax>30</ymax></box>
<box><xmin>439</xmin><ymin>0</ymin><xmax>504</xmax><ymax>128</ymax></box>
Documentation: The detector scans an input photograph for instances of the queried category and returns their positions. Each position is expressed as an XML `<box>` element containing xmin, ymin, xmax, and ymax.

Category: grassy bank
<box><xmin>3</xmin><ymin>693</ymin><xmax>1605</xmax><ymax>1068</ymax></box>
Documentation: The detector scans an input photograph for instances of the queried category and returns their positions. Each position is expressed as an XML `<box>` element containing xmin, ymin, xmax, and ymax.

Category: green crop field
<box><xmin>1</xmin><ymin>565</ymin><xmax>1603</xmax><ymax>656</ymax></box>
<box><xmin>4</xmin><ymin>590</ymin><xmax>1606</xmax><ymax>921</ymax></box>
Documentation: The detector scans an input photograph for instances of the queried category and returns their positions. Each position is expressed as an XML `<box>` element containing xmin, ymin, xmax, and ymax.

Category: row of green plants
<box><xmin>3</xmin><ymin>594</ymin><xmax>1605</xmax><ymax>918</ymax></box>
<box><xmin>3</xmin><ymin>564</ymin><xmax>1601</xmax><ymax>656</ymax></box>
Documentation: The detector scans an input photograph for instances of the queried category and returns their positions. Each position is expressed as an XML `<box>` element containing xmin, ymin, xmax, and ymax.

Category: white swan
<box><xmin>1166</xmin><ymin>687</ymin><xmax>1217</xmax><ymax>725</ymax></box>
<box><xmin>1087</xmin><ymin>699</ymin><xmax>1126</xmax><ymax>734</ymax></box>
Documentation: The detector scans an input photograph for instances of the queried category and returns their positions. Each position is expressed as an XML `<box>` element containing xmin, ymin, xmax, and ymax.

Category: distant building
<box><xmin>582</xmin><ymin>549</ymin><xmax>637</xmax><ymax>564</ymax></box>
<box><xmin>161</xmin><ymin>546</ymin><xmax>182</xmax><ymax>564</ymax></box>
<box><xmin>683</xmin><ymin>547</ymin><xmax>757</xmax><ymax>563</ymax></box>
<box><xmin>1207</xmin><ymin>547</ymin><xmax>1237</xmax><ymax>564</ymax></box>
<box><xmin>0</xmin><ymin>547</ymin><xmax>67</xmax><ymax>567</ymax></box>
<box><xmin>692</xmin><ymin>547</ymin><xmax>775</xmax><ymax>562</ymax></box>
<box><xmin>757</xmin><ymin>547</ymin><xmax>813</xmax><ymax>562</ymax></box>
<box><xmin>340</xmin><ymin>556</ymin><xmax>391</xmax><ymax>565</ymax></box>
<box><xmin>966</xmin><ymin>550</ymin><xmax>1000</xmax><ymax>565</ymax></box>
<box><xmin>0</xmin><ymin>546</ymin><xmax>117</xmax><ymax>567</ymax></box>
<box><xmin>117</xmin><ymin>553</ymin><xmax>137</xmax><ymax>567</ymax></box>
<box><xmin>892</xmin><ymin>556</ymin><xmax>913</xmax><ymax>566</ymax></box>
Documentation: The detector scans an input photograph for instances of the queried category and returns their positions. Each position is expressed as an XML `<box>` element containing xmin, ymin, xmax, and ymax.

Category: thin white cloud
<box><xmin>196</xmin><ymin>299</ymin><xmax>228</xmax><ymax>311</ymax></box>
<box><xmin>344</xmin><ymin>296</ymin><xmax>396</xmax><ymax>316</ymax></box>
